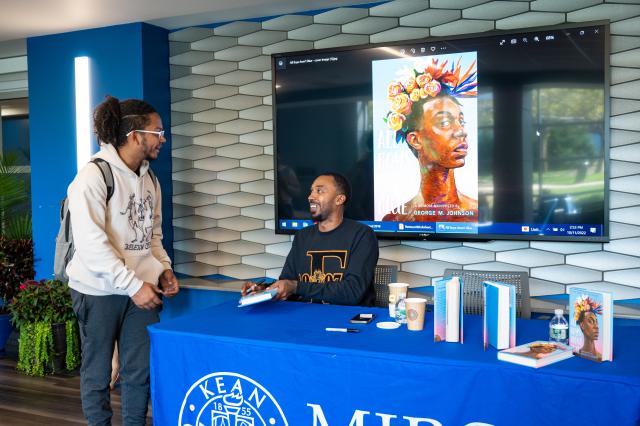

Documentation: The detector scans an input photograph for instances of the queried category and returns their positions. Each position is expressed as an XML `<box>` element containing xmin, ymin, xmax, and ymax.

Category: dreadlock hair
<box><xmin>93</xmin><ymin>95</ymin><xmax>157</xmax><ymax>148</ymax></box>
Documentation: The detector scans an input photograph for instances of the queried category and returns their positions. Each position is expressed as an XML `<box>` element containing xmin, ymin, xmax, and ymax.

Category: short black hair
<box><xmin>318</xmin><ymin>172</ymin><xmax>351</xmax><ymax>204</ymax></box>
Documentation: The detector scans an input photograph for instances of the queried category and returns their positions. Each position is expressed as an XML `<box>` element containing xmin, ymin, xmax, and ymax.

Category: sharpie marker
<box><xmin>244</xmin><ymin>279</ymin><xmax>269</xmax><ymax>296</ymax></box>
<box><xmin>325</xmin><ymin>327</ymin><xmax>360</xmax><ymax>333</ymax></box>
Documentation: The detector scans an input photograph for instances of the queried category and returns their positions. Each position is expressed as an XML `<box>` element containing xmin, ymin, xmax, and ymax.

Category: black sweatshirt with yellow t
<box><xmin>280</xmin><ymin>218</ymin><xmax>379</xmax><ymax>306</ymax></box>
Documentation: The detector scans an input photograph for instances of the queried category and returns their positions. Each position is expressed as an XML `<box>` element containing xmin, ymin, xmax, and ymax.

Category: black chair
<box><xmin>442</xmin><ymin>269</ymin><xmax>531</xmax><ymax>319</ymax></box>
<box><xmin>373</xmin><ymin>264</ymin><xmax>398</xmax><ymax>308</ymax></box>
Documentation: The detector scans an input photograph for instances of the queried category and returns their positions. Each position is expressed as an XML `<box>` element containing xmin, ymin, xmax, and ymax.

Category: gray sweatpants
<box><xmin>70</xmin><ymin>289</ymin><xmax>159</xmax><ymax>426</ymax></box>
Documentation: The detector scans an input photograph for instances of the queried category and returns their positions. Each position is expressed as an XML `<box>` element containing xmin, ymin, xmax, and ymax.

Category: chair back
<box><xmin>442</xmin><ymin>269</ymin><xmax>531</xmax><ymax>319</ymax></box>
<box><xmin>373</xmin><ymin>265</ymin><xmax>398</xmax><ymax>308</ymax></box>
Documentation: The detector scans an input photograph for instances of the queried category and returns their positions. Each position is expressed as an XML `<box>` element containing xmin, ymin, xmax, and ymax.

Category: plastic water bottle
<box><xmin>395</xmin><ymin>294</ymin><xmax>407</xmax><ymax>324</ymax></box>
<box><xmin>549</xmin><ymin>309</ymin><xmax>569</xmax><ymax>344</ymax></box>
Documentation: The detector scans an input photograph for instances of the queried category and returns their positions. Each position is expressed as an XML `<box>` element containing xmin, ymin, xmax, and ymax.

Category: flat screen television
<box><xmin>272</xmin><ymin>21</ymin><xmax>609</xmax><ymax>242</ymax></box>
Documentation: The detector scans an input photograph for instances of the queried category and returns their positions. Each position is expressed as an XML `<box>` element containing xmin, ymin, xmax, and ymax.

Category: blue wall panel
<box><xmin>141</xmin><ymin>24</ymin><xmax>174</xmax><ymax>255</ymax></box>
<box><xmin>28</xmin><ymin>22</ymin><xmax>172</xmax><ymax>278</ymax></box>
<box><xmin>2</xmin><ymin>115</ymin><xmax>30</xmax><ymax>165</ymax></box>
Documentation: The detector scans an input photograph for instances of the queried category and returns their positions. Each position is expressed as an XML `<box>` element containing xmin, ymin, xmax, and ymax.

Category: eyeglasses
<box><xmin>126</xmin><ymin>129</ymin><xmax>165</xmax><ymax>138</ymax></box>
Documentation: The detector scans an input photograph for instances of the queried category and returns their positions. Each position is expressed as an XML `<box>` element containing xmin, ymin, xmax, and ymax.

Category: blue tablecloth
<box><xmin>149</xmin><ymin>300</ymin><xmax>640</xmax><ymax>426</ymax></box>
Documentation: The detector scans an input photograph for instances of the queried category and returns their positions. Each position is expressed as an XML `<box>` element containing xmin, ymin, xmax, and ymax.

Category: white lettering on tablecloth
<box><xmin>180</xmin><ymin>372</ymin><xmax>288</xmax><ymax>426</ymax></box>
<box><xmin>307</xmin><ymin>403</ymin><xmax>494</xmax><ymax>426</ymax></box>
<box><xmin>179</xmin><ymin>372</ymin><xmax>494</xmax><ymax>426</ymax></box>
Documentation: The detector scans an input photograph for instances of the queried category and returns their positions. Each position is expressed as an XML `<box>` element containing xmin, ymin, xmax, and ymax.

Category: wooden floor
<box><xmin>0</xmin><ymin>357</ymin><xmax>152</xmax><ymax>425</ymax></box>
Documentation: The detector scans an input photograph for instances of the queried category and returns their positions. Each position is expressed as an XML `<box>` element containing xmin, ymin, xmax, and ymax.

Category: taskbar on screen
<box><xmin>278</xmin><ymin>220</ymin><xmax>603</xmax><ymax>237</ymax></box>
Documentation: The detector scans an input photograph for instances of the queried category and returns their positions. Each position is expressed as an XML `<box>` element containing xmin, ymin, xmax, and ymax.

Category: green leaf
<box><xmin>5</xmin><ymin>216</ymin><xmax>32</xmax><ymax>240</ymax></box>
<box><xmin>0</xmin><ymin>152</ymin><xmax>30</xmax><ymax>237</ymax></box>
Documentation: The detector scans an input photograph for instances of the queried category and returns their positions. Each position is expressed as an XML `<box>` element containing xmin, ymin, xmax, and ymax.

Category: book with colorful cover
<box><xmin>498</xmin><ymin>341</ymin><xmax>574</xmax><ymax>368</ymax></box>
<box><xmin>569</xmin><ymin>288</ymin><xmax>613</xmax><ymax>362</ymax></box>
<box><xmin>483</xmin><ymin>281</ymin><xmax>516</xmax><ymax>350</ymax></box>
<box><xmin>433</xmin><ymin>276</ymin><xmax>464</xmax><ymax>343</ymax></box>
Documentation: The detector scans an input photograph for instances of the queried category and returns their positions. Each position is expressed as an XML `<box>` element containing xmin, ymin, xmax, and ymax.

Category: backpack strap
<box><xmin>90</xmin><ymin>158</ymin><xmax>114</xmax><ymax>203</ymax></box>
<box><xmin>61</xmin><ymin>198</ymin><xmax>71</xmax><ymax>240</ymax></box>
<box><xmin>147</xmin><ymin>167</ymin><xmax>158</xmax><ymax>191</ymax></box>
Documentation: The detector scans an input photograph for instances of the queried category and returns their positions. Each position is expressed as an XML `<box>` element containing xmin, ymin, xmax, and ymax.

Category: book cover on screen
<box><xmin>483</xmin><ymin>281</ymin><xmax>516</xmax><ymax>350</ymax></box>
<box><xmin>498</xmin><ymin>341</ymin><xmax>574</xmax><ymax>368</ymax></box>
<box><xmin>371</xmin><ymin>52</ymin><xmax>479</xmax><ymax>227</ymax></box>
<box><xmin>433</xmin><ymin>276</ymin><xmax>464</xmax><ymax>343</ymax></box>
<box><xmin>569</xmin><ymin>288</ymin><xmax>613</xmax><ymax>362</ymax></box>
<box><xmin>238</xmin><ymin>289</ymin><xmax>278</xmax><ymax>308</ymax></box>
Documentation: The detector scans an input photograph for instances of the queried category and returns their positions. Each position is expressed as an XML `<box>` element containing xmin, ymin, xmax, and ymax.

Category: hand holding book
<box><xmin>238</xmin><ymin>289</ymin><xmax>279</xmax><ymax>307</ymax></box>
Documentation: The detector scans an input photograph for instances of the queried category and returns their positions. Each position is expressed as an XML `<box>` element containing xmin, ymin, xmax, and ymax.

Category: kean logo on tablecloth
<box><xmin>179</xmin><ymin>372</ymin><xmax>288</xmax><ymax>426</ymax></box>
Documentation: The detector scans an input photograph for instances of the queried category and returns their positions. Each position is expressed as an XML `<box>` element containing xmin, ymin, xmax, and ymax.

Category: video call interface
<box><xmin>274</xmin><ymin>23</ymin><xmax>608</xmax><ymax>241</ymax></box>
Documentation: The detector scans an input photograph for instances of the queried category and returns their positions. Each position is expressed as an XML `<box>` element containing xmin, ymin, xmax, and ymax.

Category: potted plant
<box><xmin>0</xmin><ymin>151</ymin><xmax>34</xmax><ymax>353</ymax></box>
<box><xmin>7</xmin><ymin>279</ymin><xmax>80</xmax><ymax>376</ymax></box>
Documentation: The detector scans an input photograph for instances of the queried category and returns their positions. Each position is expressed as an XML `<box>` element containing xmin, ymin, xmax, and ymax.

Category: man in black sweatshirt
<box><xmin>242</xmin><ymin>172</ymin><xmax>379</xmax><ymax>305</ymax></box>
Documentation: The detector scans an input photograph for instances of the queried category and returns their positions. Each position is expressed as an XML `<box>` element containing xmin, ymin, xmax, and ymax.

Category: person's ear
<box><xmin>126</xmin><ymin>131</ymin><xmax>139</xmax><ymax>144</ymax></box>
<box><xmin>406</xmin><ymin>132</ymin><xmax>422</xmax><ymax>151</ymax></box>
<box><xmin>335</xmin><ymin>194</ymin><xmax>346</xmax><ymax>206</ymax></box>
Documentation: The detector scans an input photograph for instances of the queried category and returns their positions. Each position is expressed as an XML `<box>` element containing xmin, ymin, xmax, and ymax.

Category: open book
<box><xmin>238</xmin><ymin>289</ymin><xmax>278</xmax><ymax>308</ymax></box>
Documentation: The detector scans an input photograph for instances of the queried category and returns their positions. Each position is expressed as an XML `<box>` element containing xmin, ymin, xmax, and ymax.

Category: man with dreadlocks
<box><xmin>382</xmin><ymin>57</ymin><xmax>478</xmax><ymax>223</ymax></box>
<box><xmin>66</xmin><ymin>95</ymin><xmax>179</xmax><ymax>425</ymax></box>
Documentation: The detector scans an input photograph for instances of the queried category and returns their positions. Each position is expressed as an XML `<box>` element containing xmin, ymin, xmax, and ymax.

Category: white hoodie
<box><xmin>66</xmin><ymin>143</ymin><xmax>171</xmax><ymax>297</ymax></box>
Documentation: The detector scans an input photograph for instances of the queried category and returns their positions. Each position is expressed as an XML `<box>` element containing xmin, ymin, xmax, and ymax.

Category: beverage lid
<box><xmin>377</xmin><ymin>321</ymin><xmax>401</xmax><ymax>330</ymax></box>
<box><xmin>554</xmin><ymin>308</ymin><xmax>563</xmax><ymax>315</ymax></box>
<box><xmin>388</xmin><ymin>282</ymin><xmax>409</xmax><ymax>288</ymax></box>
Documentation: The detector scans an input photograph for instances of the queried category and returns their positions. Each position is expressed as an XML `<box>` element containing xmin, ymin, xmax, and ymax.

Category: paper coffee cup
<box><xmin>388</xmin><ymin>283</ymin><xmax>409</xmax><ymax>317</ymax></box>
<box><xmin>405</xmin><ymin>298</ymin><xmax>427</xmax><ymax>331</ymax></box>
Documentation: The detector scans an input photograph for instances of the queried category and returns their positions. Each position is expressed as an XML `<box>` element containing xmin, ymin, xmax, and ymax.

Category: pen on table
<box><xmin>325</xmin><ymin>328</ymin><xmax>360</xmax><ymax>333</ymax></box>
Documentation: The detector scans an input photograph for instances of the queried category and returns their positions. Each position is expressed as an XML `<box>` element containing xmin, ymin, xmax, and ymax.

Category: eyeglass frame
<box><xmin>126</xmin><ymin>129</ymin><xmax>165</xmax><ymax>138</ymax></box>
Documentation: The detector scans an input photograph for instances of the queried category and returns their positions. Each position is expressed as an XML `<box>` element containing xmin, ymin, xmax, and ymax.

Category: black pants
<box><xmin>71</xmin><ymin>289</ymin><xmax>159</xmax><ymax>426</ymax></box>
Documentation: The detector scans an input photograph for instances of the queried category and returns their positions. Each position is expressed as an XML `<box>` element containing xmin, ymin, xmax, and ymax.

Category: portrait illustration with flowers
<box><xmin>371</xmin><ymin>52</ymin><xmax>479</xmax><ymax>224</ymax></box>
<box><xmin>569</xmin><ymin>290</ymin><xmax>605</xmax><ymax>361</ymax></box>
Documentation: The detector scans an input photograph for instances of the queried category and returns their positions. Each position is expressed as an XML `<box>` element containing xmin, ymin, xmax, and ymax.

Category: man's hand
<box><xmin>159</xmin><ymin>269</ymin><xmax>180</xmax><ymax>297</ymax></box>
<box><xmin>241</xmin><ymin>281</ymin><xmax>267</xmax><ymax>296</ymax></box>
<box><xmin>132</xmin><ymin>282</ymin><xmax>163</xmax><ymax>310</ymax></box>
<box><xmin>267</xmin><ymin>279</ymin><xmax>298</xmax><ymax>300</ymax></box>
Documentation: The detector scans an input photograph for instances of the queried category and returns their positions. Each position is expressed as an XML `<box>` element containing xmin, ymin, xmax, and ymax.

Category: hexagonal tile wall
<box><xmin>168</xmin><ymin>0</ymin><xmax>640</xmax><ymax>306</ymax></box>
